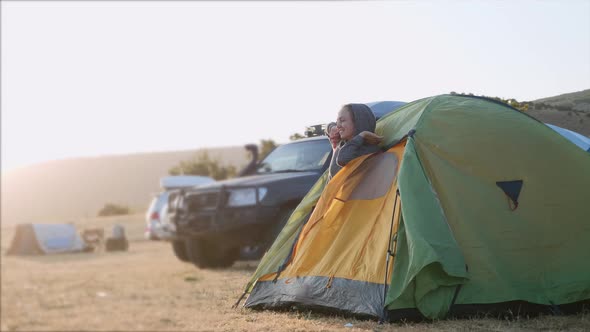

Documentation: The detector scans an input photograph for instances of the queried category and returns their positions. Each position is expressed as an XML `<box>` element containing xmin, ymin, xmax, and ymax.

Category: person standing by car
<box><xmin>325</xmin><ymin>122</ymin><xmax>341</xmax><ymax>150</ymax></box>
<box><xmin>328</xmin><ymin>104</ymin><xmax>383</xmax><ymax>179</ymax></box>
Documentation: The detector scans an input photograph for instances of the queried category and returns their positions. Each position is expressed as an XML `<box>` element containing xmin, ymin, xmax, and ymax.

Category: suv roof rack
<box><xmin>304</xmin><ymin>124</ymin><xmax>327</xmax><ymax>137</ymax></box>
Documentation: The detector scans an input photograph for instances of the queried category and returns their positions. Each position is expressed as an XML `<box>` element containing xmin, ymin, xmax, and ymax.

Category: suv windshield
<box><xmin>256</xmin><ymin>139</ymin><xmax>331</xmax><ymax>174</ymax></box>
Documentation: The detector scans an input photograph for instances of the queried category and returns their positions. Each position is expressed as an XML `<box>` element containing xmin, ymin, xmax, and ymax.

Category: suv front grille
<box><xmin>188</xmin><ymin>214</ymin><xmax>214</xmax><ymax>232</ymax></box>
<box><xmin>186</xmin><ymin>192</ymin><xmax>223</xmax><ymax>211</ymax></box>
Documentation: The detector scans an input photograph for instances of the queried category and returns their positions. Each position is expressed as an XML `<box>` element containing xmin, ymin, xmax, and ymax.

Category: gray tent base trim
<box><xmin>245</xmin><ymin>276</ymin><xmax>385</xmax><ymax>318</ymax></box>
<box><xmin>245</xmin><ymin>276</ymin><xmax>590</xmax><ymax>322</ymax></box>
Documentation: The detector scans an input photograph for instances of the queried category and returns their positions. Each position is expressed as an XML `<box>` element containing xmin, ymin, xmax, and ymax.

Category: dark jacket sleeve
<box><xmin>337</xmin><ymin>135</ymin><xmax>380</xmax><ymax>167</ymax></box>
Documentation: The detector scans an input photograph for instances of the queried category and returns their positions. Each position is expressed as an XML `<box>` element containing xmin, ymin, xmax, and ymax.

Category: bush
<box><xmin>450</xmin><ymin>92</ymin><xmax>531</xmax><ymax>112</ymax></box>
<box><xmin>169</xmin><ymin>140</ymin><xmax>277</xmax><ymax>180</ymax></box>
<box><xmin>169</xmin><ymin>151</ymin><xmax>237</xmax><ymax>180</ymax></box>
<box><xmin>259</xmin><ymin>139</ymin><xmax>277</xmax><ymax>160</ymax></box>
<box><xmin>98</xmin><ymin>203</ymin><xmax>130</xmax><ymax>217</ymax></box>
<box><xmin>289</xmin><ymin>133</ymin><xmax>305</xmax><ymax>141</ymax></box>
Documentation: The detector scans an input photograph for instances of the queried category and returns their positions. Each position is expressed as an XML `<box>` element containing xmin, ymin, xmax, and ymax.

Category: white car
<box><xmin>145</xmin><ymin>176</ymin><xmax>215</xmax><ymax>241</ymax></box>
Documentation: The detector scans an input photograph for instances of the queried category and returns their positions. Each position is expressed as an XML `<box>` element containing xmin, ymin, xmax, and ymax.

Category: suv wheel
<box><xmin>267</xmin><ymin>208</ymin><xmax>295</xmax><ymax>246</ymax></box>
<box><xmin>238</xmin><ymin>208</ymin><xmax>295</xmax><ymax>261</ymax></box>
<box><xmin>186</xmin><ymin>238</ymin><xmax>239</xmax><ymax>269</ymax></box>
<box><xmin>171</xmin><ymin>240</ymin><xmax>190</xmax><ymax>262</ymax></box>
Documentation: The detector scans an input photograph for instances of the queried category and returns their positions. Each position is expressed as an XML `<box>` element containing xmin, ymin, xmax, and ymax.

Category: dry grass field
<box><xmin>1</xmin><ymin>214</ymin><xmax>589</xmax><ymax>332</ymax></box>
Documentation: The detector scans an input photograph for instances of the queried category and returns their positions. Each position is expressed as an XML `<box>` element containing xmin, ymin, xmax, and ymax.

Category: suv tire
<box><xmin>186</xmin><ymin>238</ymin><xmax>240</xmax><ymax>269</ymax></box>
<box><xmin>241</xmin><ymin>208</ymin><xmax>295</xmax><ymax>260</ymax></box>
<box><xmin>267</xmin><ymin>208</ymin><xmax>295</xmax><ymax>248</ymax></box>
<box><xmin>171</xmin><ymin>240</ymin><xmax>190</xmax><ymax>262</ymax></box>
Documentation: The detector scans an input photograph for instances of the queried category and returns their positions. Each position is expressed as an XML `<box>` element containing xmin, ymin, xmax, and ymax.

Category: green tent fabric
<box><xmin>396</xmin><ymin>96</ymin><xmax>590</xmax><ymax>311</ymax></box>
<box><xmin>242</xmin><ymin>94</ymin><xmax>590</xmax><ymax>320</ymax></box>
<box><xmin>386</xmin><ymin>137</ymin><xmax>468</xmax><ymax>319</ymax></box>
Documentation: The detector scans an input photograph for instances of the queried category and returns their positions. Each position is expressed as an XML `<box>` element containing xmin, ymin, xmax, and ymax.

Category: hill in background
<box><xmin>529</xmin><ymin>89</ymin><xmax>590</xmax><ymax>136</ymax></box>
<box><xmin>1</xmin><ymin>146</ymin><xmax>248</xmax><ymax>225</ymax></box>
<box><xmin>2</xmin><ymin>89</ymin><xmax>589</xmax><ymax>226</ymax></box>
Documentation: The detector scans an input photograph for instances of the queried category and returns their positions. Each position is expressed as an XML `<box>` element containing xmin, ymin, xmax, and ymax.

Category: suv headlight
<box><xmin>227</xmin><ymin>187</ymin><xmax>267</xmax><ymax>207</ymax></box>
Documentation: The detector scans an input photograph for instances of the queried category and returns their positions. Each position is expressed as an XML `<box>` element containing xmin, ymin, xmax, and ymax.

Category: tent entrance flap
<box><xmin>246</xmin><ymin>144</ymin><xmax>406</xmax><ymax>318</ymax></box>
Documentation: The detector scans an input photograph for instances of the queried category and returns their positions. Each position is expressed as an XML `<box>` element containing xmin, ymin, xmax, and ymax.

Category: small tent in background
<box><xmin>7</xmin><ymin>223</ymin><xmax>86</xmax><ymax>255</ymax></box>
<box><xmin>241</xmin><ymin>94</ymin><xmax>590</xmax><ymax>321</ymax></box>
<box><xmin>546</xmin><ymin>123</ymin><xmax>590</xmax><ymax>152</ymax></box>
<box><xmin>366</xmin><ymin>101</ymin><xmax>407</xmax><ymax>120</ymax></box>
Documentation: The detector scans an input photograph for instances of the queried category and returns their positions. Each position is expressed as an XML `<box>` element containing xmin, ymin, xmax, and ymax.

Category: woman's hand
<box><xmin>359</xmin><ymin>131</ymin><xmax>383</xmax><ymax>145</ymax></box>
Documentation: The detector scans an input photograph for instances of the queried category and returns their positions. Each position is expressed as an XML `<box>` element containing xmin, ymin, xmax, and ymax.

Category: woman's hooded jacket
<box><xmin>328</xmin><ymin>104</ymin><xmax>380</xmax><ymax>179</ymax></box>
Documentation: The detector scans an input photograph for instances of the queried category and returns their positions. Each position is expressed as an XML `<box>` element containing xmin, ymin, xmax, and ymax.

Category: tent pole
<box><xmin>380</xmin><ymin>189</ymin><xmax>400</xmax><ymax>323</ymax></box>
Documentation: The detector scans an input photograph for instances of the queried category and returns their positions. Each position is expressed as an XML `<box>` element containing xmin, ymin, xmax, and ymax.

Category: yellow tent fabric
<box><xmin>246</xmin><ymin>144</ymin><xmax>405</xmax><ymax>317</ymax></box>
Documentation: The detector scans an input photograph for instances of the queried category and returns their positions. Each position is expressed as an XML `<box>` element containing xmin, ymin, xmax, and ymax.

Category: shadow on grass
<box><xmin>227</xmin><ymin>260</ymin><xmax>260</xmax><ymax>272</ymax></box>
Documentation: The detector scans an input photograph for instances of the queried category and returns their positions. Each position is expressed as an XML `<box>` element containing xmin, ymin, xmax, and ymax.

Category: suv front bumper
<box><xmin>176</xmin><ymin>205</ymin><xmax>280</xmax><ymax>237</ymax></box>
<box><xmin>170</xmin><ymin>186</ymin><xmax>281</xmax><ymax>243</ymax></box>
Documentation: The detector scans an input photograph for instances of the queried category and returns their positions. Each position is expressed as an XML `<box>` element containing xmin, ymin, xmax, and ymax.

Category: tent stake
<box><xmin>232</xmin><ymin>291</ymin><xmax>247</xmax><ymax>309</ymax></box>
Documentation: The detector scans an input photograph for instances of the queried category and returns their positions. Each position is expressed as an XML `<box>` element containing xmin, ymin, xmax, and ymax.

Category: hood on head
<box><xmin>346</xmin><ymin>103</ymin><xmax>376</xmax><ymax>136</ymax></box>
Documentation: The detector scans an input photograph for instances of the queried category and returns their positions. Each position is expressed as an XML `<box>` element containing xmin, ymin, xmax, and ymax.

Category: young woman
<box><xmin>328</xmin><ymin>104</ymin><xmax>383</xmax><ymax>179</ymax></box>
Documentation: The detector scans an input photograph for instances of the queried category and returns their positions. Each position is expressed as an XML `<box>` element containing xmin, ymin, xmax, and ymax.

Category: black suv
<box><xmin>168</xmin><ymin>135</ymin><xmax>332</xmax><ymax>268</ymax></box>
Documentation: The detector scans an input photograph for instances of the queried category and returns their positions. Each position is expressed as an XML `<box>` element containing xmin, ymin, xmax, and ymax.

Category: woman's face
<box><xmin>337</xmin><ymin>108</ymin><xmax>355</xmax><ymax>141</ymax></box>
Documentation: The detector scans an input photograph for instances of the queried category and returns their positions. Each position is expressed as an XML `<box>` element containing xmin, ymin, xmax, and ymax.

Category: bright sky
<box><xmin>2</xmin><ymin>1</ymin><xmax>589</xmax><ymax>171</ymax></box>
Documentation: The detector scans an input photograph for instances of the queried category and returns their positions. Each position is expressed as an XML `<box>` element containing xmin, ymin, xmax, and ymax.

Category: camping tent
<box><xmin>546</xmin><ymin>124</ymin><xmax>590</xmax><ymax>152</ymax></box>
<box><xmin>7</xmin><ymin>223</ymin><xmax>87</xmax><ymax>255</ymax></box>
<box><xmin>366</xmin><ymin>101</ymin><xmax>407</xmax><ymax>120</ymax></box>
<box><xmin>241</xmin><ymin>95</ymin><xmax>590</xmax><ymax>320</ymax></box>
